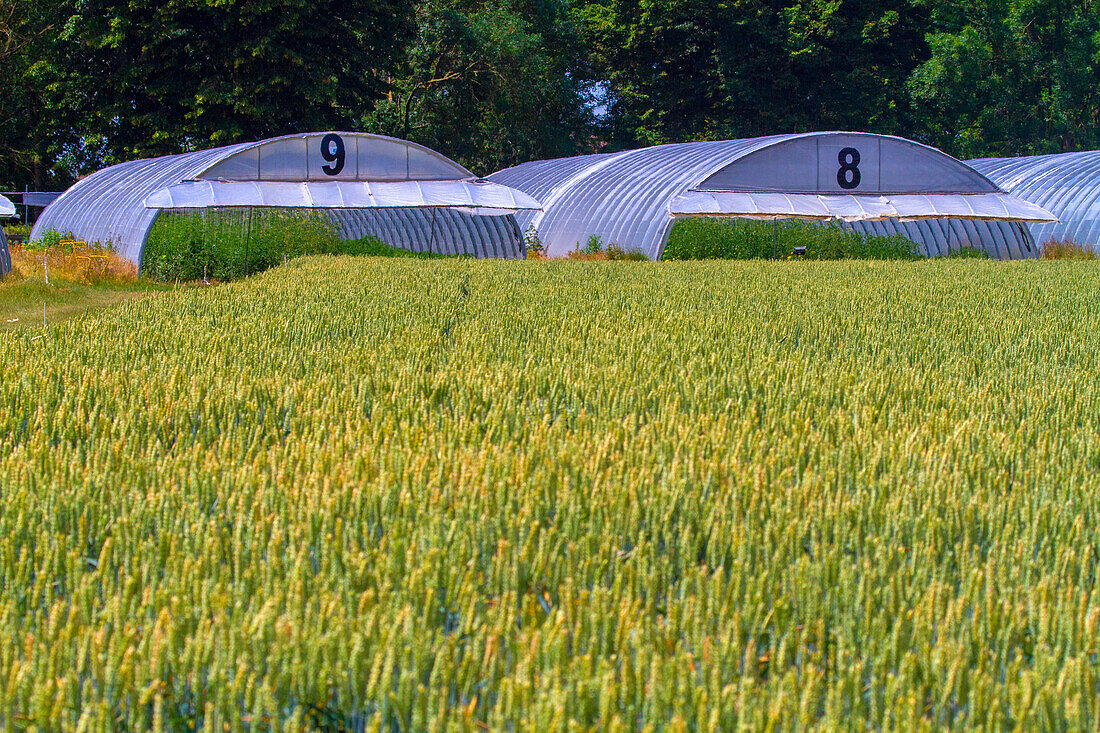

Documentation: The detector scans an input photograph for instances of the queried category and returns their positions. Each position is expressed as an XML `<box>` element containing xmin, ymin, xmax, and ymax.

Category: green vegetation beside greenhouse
<box><xmin>3</xmin><ymin>258</ymin><xmax>1100</xmax><ymax>729</ymax></box>
<box><xmin>143</xmin><ymin>210</ymin><xmax>461</xmax><ymax>281</ymax></box>
<box><xmin>662</xmin><ymin>218</ymin><xmax>921</xmax><ymax>260</ymax></box>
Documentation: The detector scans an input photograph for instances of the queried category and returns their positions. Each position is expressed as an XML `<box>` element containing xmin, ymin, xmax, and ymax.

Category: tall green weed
<box><xmin>143</xmin><ymin>210</ymin><xmax>454</xmax><ymax>282</ymax></box>
<box><xmin>662</xmin><ymin>217</ymin><xmax>920</xmax><ymax>260</ymax></box>
<box><xmin>143</xmin><ymin>210</ymin><xmax>344</xmax><ymax>281</ymax></box>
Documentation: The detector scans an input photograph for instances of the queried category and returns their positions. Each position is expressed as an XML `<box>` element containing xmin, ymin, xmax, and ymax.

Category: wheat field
<box><xmin>2</xmin><ymin>257</ymin><xmax>1100</xmax><ymax>730</ymax></box>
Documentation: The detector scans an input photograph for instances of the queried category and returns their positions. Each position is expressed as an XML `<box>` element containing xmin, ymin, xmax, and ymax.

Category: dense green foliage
<box><xmin>0</xmin><ymin>0</ymin><xmax>68</xmax><ymax>190</ymax></box>
<box><xmin>3</xmin><ymin>259</ymin><xmax>1100</xmax><ymax>728</ymax></box>
<box><xmin>910</xmin><ymin>0</ymin><xmax>1100</xmax><ymax>157</ymax></box>
<box><xmin>580</xmin><ymin>0</ymin><xmax>931</xmax><ymax>147</ymax></box>
<box><xmin>142</xmin><ymin>211</ymin><xmax>451</xmax><ymax>282</ymax></box>
<box><xmin>3</xmin><ymin>0</ymin><xmax>1099</xmax><ymax>190</ymax></box>
<box><xmin>662</xmin><ymin>218</ymin><xmax>920</xmax><ymax>261</ymax></box>
<box><xmin>0</xmin><ymin>0</ymin><xmax>414</xmax><ymax>190</ymax></box>
<box><xmin>143</xmin><ymin>211</ymin><xmax>339</xmax><ymax>282</ymax></box>
<box><xmin>363</xmin><ymin>0</ymin><xmax>593</xmax><ymax>173</ymax></box>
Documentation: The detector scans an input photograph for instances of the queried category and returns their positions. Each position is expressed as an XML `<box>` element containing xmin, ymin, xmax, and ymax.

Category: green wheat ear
<box><xmin>0</xmin><ymin>256</ymin><xmax>1095</xmax><ymax>730</ymax></box>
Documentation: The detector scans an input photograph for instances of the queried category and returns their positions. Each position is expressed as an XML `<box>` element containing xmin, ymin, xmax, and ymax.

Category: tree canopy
<box><xmin>2</xmin><ymin>0</ymin><xmax>1098</xmax><ymax>191</ymax></box>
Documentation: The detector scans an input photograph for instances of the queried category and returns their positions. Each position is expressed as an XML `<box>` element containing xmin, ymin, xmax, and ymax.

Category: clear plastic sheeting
<box><xmin>0</xmin><ymin>194</ymin><xmax>15</xmax><ymax>218</ymax></box>
<box><xmin>330</xmin><ymin>209</ymin><xmax>524</xmax><ymax>258</ymax></box>
<box><xmin>969</xmin><ymin>151</ymin><xmax>1100</xmax><ymax>249</ymax></box>
<box><xmin>671</xmin><ymin>191</ymin><xmax>1057</xmax><ymax>223</ymax></box>
<box><xmin>32</xmin><ymin>132</ymin><xmax>540</xmax><ymax>264</ymax></box>
<box><xmin>490</xmin><ymin>131</ymin><xmax>1055</xmax><ymax>259</ymax></box>
<box><xmin>143</xmin><ymin>179</ymin><xmax>540</xmax><ymax>214</ymax></box>
<box><xmin>23</xmin><ymin>192</ymin><xmax>62</xmax><ymax>207</ymax></box>
<box><xmin>33</xmin><ymin>144</ymin><xmax>266</xmax><ymax>262</ymax></box>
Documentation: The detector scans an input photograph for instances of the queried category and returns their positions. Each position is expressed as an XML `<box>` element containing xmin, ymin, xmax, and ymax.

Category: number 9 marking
<box><xmin>321</xmin><ymin>134</ymin><xmax>346</xmax><ymax>176</ymax></box>
<box><xmin>837</xmin><ymin>147</ymin><xmax>861</xmax><ymax>190</ymax></box>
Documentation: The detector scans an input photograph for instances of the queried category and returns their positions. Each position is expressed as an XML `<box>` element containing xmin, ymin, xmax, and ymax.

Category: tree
<box><xmin>0</xmin><ymin>0</ymin><xmax>73</xmax><ymax>191</ymax></box>
<box><xmin>6</xmin><ymin>0</ymin><xmax>1100</xmax><ymax>192</ymax></box>
<box><xmin>5</xmin><ymin>0</ymin><xmax>415</xmax><ymax>185</ymax></box>
<box><xmin>578</xmin><ymin>0</ymin><xmax>931</xmax><ymax>149</ymax></box>
<box><xmin>909</xmin><ymin>0</ymin><xmax>1100</xmax><ymax>158</ymax></box>
<box><xmin>364</xmin><ymin>0</ymin><xmax>596</xmax><ymax>173</ymax></box>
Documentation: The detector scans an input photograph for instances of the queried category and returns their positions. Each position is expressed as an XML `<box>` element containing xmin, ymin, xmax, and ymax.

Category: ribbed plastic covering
<box><xmin>330</xmin><ymin>209</ymin><xmax>523</xmax><ymax>258</ymax></box>
<box><xmin>846</xmin><ymin>219</ymin><xmax>1035</xmax><ymax>259</ymax></box>
<box><xmin>1</xmin><ymin>194</ymin><xmax>15</xmax><ymax>275</ymax></box>
<box><xmin>490</xmin><ymin>132</ymin><xmax>1050</xmax><ymax>259</ymax></box>
<box><xmin>968</xmin><ymin>151</ymin><xmax>1100</xmax><ymax>249</ymax></box>
<box><xmin>0</xmin><ymin>228</ymin><xmax>9</xmax><ymax>277</ymax></box>
<box><xmin>501</xmin><ymin>152</ymin><xmax>622</xmax><ymax>235</ymax></box>
<box><xmin>32</xmin><ymin>145</ymin><xmax>254</xmax><ymax>263</ymax></box>
<box><xmin>32</xmin><ymin>133</ymin><xmax>537</xmax><ymax>265</ymax></box>
<box><xmin>491</xmin><ymin>139</ymin><xmax>775</xmax><ymax>258</ymax></box>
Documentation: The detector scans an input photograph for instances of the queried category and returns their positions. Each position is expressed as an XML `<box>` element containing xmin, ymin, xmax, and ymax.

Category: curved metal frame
<box><xmin>32</xmin><ymin>133</ymin><xmax>535</xmax><ymax>264</ymax></box>
<box><xmin>490</xmin><ymin>132</ymin><xmax>1044</xmax><ymax>259</ymax></box>
<box><xmin>969</xmin><ymin>152</ymin><xmax>1100</xmax><ymax>249</ymax></box>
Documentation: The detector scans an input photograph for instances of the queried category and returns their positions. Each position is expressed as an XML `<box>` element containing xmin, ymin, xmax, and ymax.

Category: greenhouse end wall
<box><xmin>32</xmin><ymin>132</ymin><xmax>538</xmax><ymax>266</ymax></box>
<box><xmin>490</xmin><ymin>132</ymin><xmax>1050</xmax><ymax>260</ymax></box>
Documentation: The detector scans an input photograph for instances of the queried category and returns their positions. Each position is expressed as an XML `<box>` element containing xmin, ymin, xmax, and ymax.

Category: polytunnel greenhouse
<box><xmin>488</xmin><ymin>132</ymin><xmax>1057</xmax><ymax>260</ymax></box>
<box><xmin>0</xmin><ymin>194</ymin><xmax>15</xmax><ymax>276</ymax></box>
<box><xmin>31</xmin><ymin>133</ymin><xmax>541</xmax><ymax>265</ymax></box>
<box><xmin>968</xmin><ymin>151</ymin><xmax>1100</xmax><ymax>250</ymax></box>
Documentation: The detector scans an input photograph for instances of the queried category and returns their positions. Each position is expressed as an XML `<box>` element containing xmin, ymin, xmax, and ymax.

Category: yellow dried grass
<box><xmin>10</xmin><ymin>242</ymin><xmax>138</xmax><ymax>284</ymax></box>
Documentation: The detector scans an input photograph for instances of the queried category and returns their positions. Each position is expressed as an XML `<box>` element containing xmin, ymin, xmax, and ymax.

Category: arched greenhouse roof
<box><xmin>489</xmin><ymin>132</ymin><xmax>1055</xmax><ymax>259</ymax></box>
<box><xmin>968</xmin><ymin>151</ymin><xmax>1100</xmax><ymax>249</ymax></box>
<box><xmin>32</xmin><ymin>133</ymin><xmax>540</xmax><ymax>264</ymax></box>
<box><xmin>0</xmin><ymin>194</ymin><xmax>14</xmax><ymax>219</ymax></box>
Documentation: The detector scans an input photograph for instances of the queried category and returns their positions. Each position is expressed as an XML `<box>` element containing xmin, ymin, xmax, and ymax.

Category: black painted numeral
<box><xmin>837</xmin><ymin>147</ymin><xmax>861</xmax><ymax>190</ymax></box>
<box><xmin>321</xmin><ymin>134</ymin><xmax>346</xmax><ymax>176</ymax></box>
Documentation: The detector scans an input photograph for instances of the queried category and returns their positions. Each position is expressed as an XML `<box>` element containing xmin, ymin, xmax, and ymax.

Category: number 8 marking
<box><xmin>321</xmin><ymin>134</ymin><xmax>346</xmax><ymax>176</ymax></box>
<box><xmin>837</xmin><ymin>147</ymin><xmax>861</xmax><ymax>189</ymax></box>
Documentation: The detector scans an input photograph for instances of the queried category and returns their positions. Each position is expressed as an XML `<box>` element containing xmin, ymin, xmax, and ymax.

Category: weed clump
<box><xmin>569</xmin><ymin>234</ymin><xmax>648</xmax><ymax>261</ymax></box>
<box><xmin>523</xmin><ymin>226</ymin><xmax>545</xmax><ymax>258</ymax></box>
<box><xmin>2</xmin><ymin>223</ymin><xmax>31</xmax><ymax>242</ymax></box>
<box><xmin>1041</xmin><ymin>239</ymin><xmax>1098</xmax><ymax>260</ymax></box>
